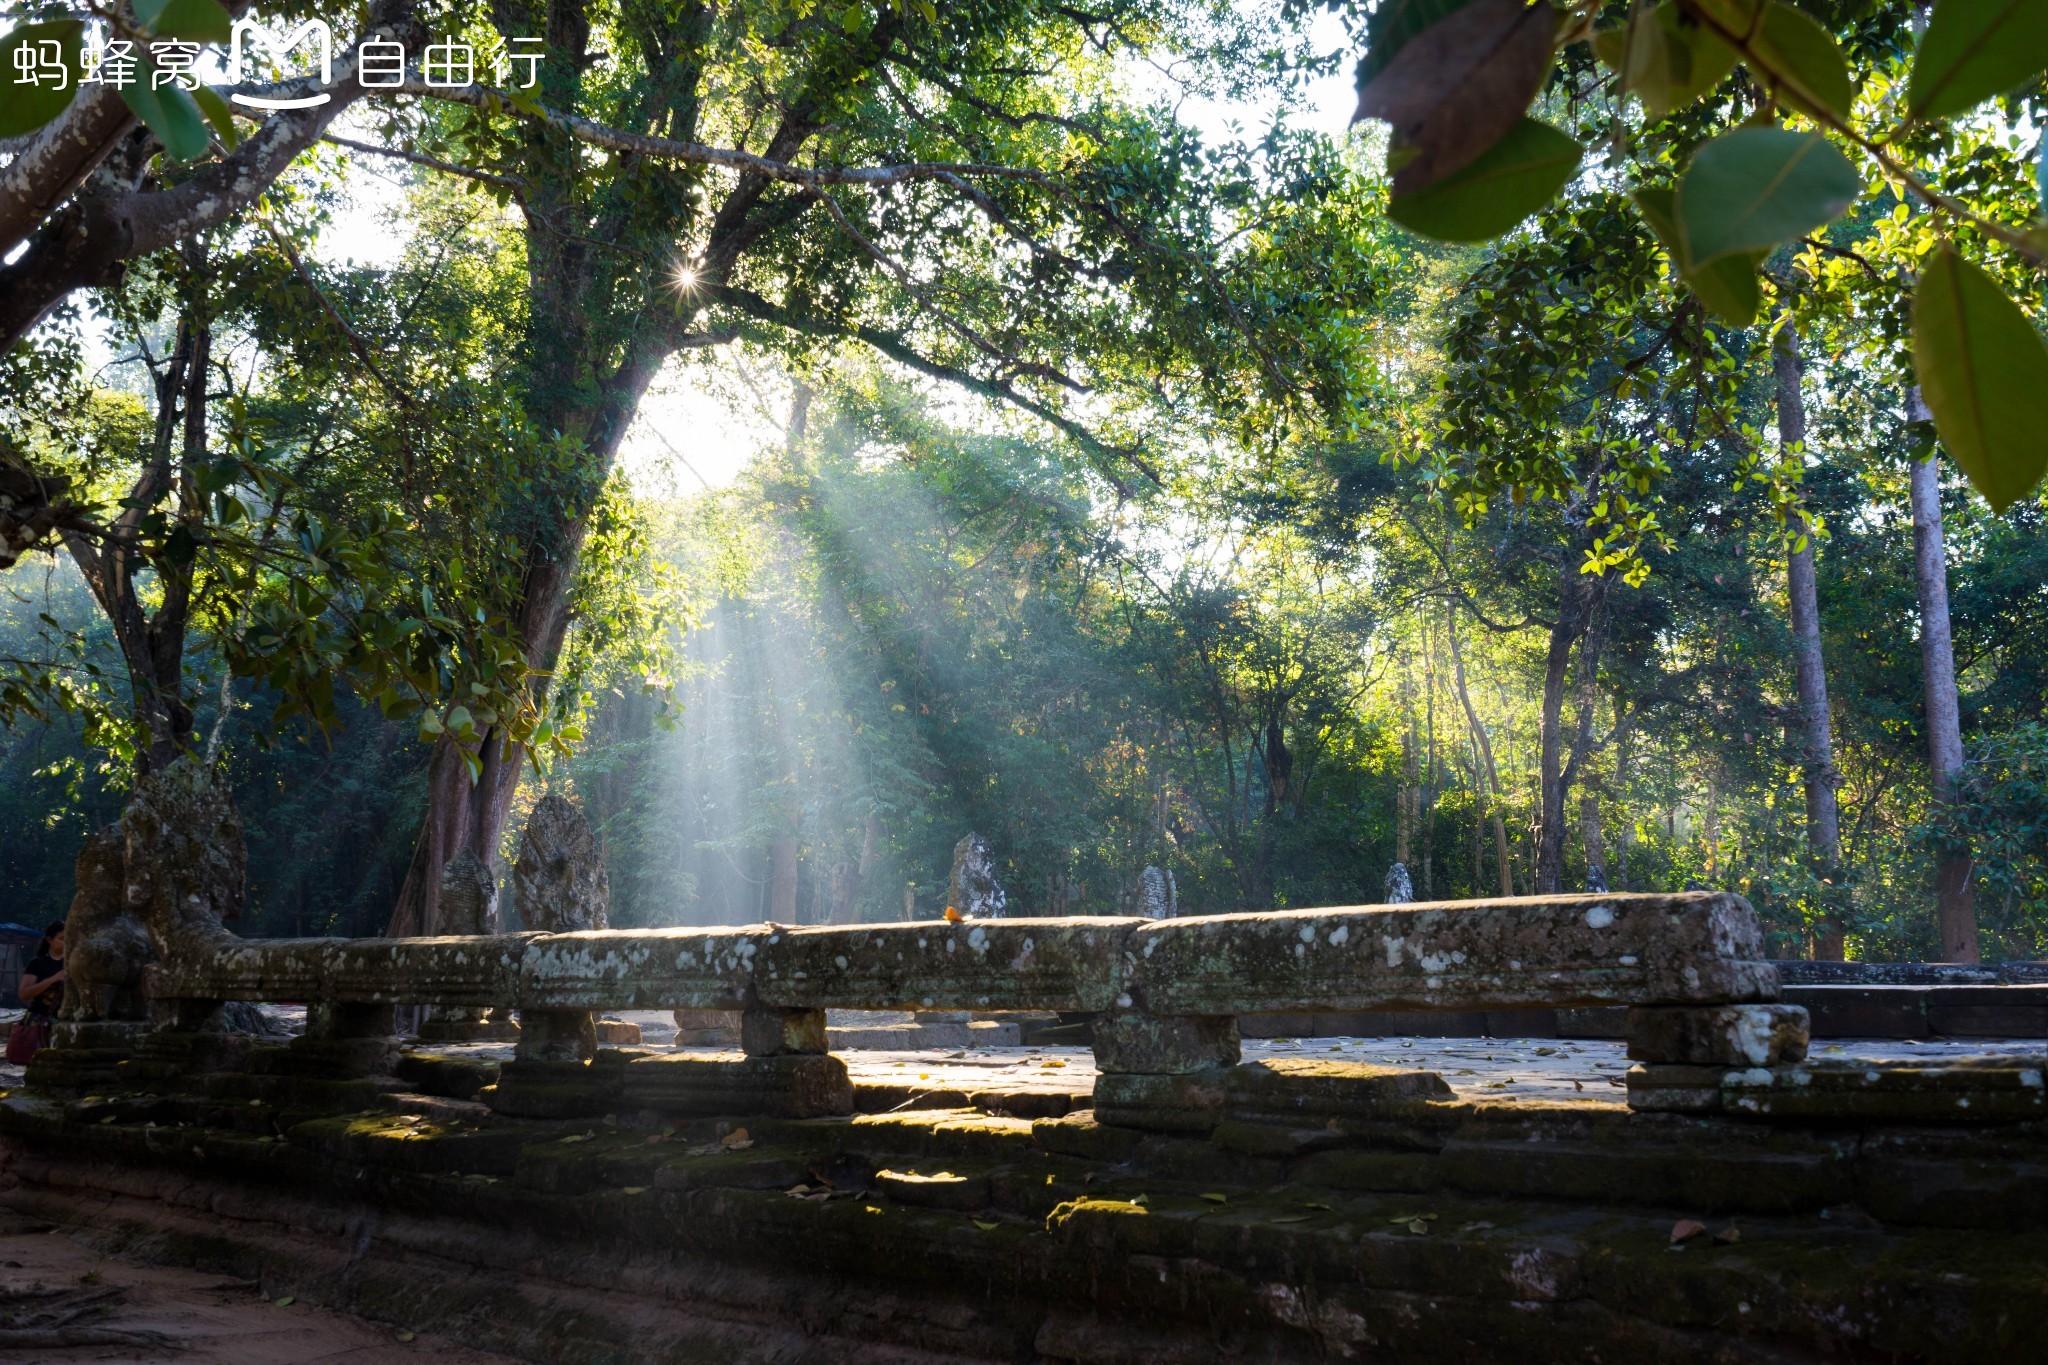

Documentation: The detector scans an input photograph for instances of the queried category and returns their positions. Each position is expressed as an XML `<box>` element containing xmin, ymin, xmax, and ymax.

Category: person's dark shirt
<box><xmin>21</xmin><ymin>954</ymin><xmax>61</xmax><ymax>1017</ymax></box>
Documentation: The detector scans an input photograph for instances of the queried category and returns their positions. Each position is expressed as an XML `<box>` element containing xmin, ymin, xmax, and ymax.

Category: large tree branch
<box><xmin>0</xmin><ymin>0</ymin><xmax>421</xmax><ymax>352</ymax></box>
<box><xmin>395</xmin><ymin>76</ymin><xmax>1061</xmax><ymax>193</ymax></box>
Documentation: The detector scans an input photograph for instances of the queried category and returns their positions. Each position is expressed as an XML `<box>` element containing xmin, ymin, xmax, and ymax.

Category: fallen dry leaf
<box><xmin>1713</xmin><ymin>1224</ymin><xmax>1741</xmax><ymax>1245</ymax></box>
<box><xmin>1199</xmin><ymin>1193</ymin><xmax>1228</xmax><ymax>1204</ymax></box>
<box><xmin>1407</xmin><ymin>1219</ymin><xmax>1431</xmax><ymax>1235</ymax></box>
<box><xmin>720</xmin><ymin>1128</ymin><xmax>752</xmax><ymax>1150</ymax></box>
<box><xmin>395</xmin><ymin>1329</ymin><xmax>416</xmax><ymax>1342</ymax></box>
<box><xmin>1670</xmin><ymin>1219</ymin><xmax>1708</xmax><ymax>1245</ymax></box>
<box><xmin>972</xmin><ymin>1219</ymin><xmax>1000</xmax><ymax>1230</ymax></box>
<box><xmin>1269</xmin><ymin>1214</ymin><xmax>1311</xmax><ymax>1224</ymax></box>
<box><xmin>275</xmin><ymin>1295</ymin><xmax>296</xmax><ymax>1307</ymax></box>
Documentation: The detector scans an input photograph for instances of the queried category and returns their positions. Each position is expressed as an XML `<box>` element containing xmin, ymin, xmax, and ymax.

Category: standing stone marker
<box><xmin>514</xmin><ymin>793</ymin><xmax>610</xmax><ymax>933</ymax></box>
<box><xmin>947</xmin><ymin>833</ymin><xmax>1008</xmax><ymax>918</ymax></box>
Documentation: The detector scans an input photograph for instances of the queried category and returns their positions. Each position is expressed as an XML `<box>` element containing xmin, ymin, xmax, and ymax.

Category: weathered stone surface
<box><xmin>946</xmin><ymin>833</ymin><xmax>1007</xmax><ymax>918</ymax></box>
<box><xmin>60</xmin><ymin>826</ymin><xmax>154</xmax><ymax>1023</ymax></box>
<box><xmin>741</xmin><ymin>1006</ymin><xmax>827</xmax><ymax>1057</ymax></box>
<box><xmin>829</xmin><ymin>1019</ymin><xmax>1021</xmax><ymax>1049</ymax></box>
<box><xmin>621</xmin><ymin>1052</ymin><xmax>853</xmax><ymax>1118</ymax></box>
<box><xmin>327</xmin><ymin>935</ymin><xmax>531</xmax><ymax>1007</ymax></box>
<box><xmin>1091</xmin><ymin>1069</ymin><xmax>1231</xmax><ymax>1133</ymax></box>
<box><xmin>1223</xmin><ymin>1057</ymin><xmax>1457</xmax><ymax>1122</ymax></box>
<box><xmin>1090</xmin><ymin>1013</ymin><xmax>1239</xmax><ymax>1075</ymax></box>
<box><xmin>1626</xmin><ymin>1003</ymin><xmax>1810</xmax><ymax>1066</ymax></box>
<box><xmin>513</xmin><ymin>792</ymin><xmax>609</xmax><ymax>932</ymax></box>
<box><xmin>122</xmin><ymin>757</ymin><xmax>244</xmax><ymax>950</ymax></box>
<box><xmin>595</xmin><ymin>1018</ymin><xmax>643</xmax><ymax>1045</ymax></box>
<box><xmin>485</xmin><ymin>1057</ymin><xmax>623</xmax><ymax>1118</ymax></box>
<box><xmin>1383</xmin><ymin>862</ymin><xmax>1414</xmax><ymax>905</ymax></box>
<box><xmin>1628</xmin><ymin>1055</ymin><xmax>2048</xmax><ymax>1121</ymax></box>
<box><xmin>518</xmin><ymin>929</ymin><xmax>762</xmax><ymax>1010</ymax></box>
<box><xmin>671</xmin><ymin>1008</ymin><xmax>741</xmax><ymax>1047</ymax></box>
<box><xmin>874</xmin><ymin>1168</ymin><xmax>990</xmax><ymax>1210</ymax></box>
<box><xmin>1129</xmin><ymin>892</ymin><xmax>1779</xmax><ymax>1016</ymax></box>
<box><xmin>1135</xmin><ymin>866</ymin><xmax>1175</xmax><ymax>919</ymax></box>
<box><xmin>752</xmin><ymin>918</ymin><xmax>1136</xmax><ymax>1013</ymax></box>
<box><xmin>435</xmin><ymin>850</ymin><xmax>501</xmax><ymax>936</ymax></box>
<box><xmin>518</xmin><ymin>1007</ymin><xmax>597</xmax><ymax>1064</ymax></box>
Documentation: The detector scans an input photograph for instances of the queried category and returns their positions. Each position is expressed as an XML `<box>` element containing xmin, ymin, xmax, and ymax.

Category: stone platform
<box><xmin>6</xmin><ymin>1033</ymin><xmax>2048</xmax><ymax>1362</ymax></box>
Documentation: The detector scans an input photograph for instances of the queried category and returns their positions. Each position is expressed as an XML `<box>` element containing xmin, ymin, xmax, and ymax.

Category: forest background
<box><xmin>3</xmin><ymin>0</ymin><xmax>2046</xmax><ymax>963</ymax></box>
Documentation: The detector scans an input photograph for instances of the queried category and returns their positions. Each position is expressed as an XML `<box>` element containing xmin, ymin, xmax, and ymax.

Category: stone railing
<box><xmin>95</xmin><ymin>892</ymin><xmax>1809</xmax><ymax>1124</ymax></box>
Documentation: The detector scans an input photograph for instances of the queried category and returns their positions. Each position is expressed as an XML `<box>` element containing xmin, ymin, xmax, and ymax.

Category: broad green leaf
<box><xmin>1686</xmin><ymin>0</ymin><xmax>1767</xmax><ymax>34</ymax></box>
<box><xmin>0</xmin><ymin>20</ymin><xmax>85</xmax><ymax>139</ymax></box>
<box><xmin>1389</xmin><ymin>117</ymin><xmax>1582</xmax><ymax>242</ymax></box>
<box><xmin>1751</xmin><ymin>2</ymin><xmax>1855</xmax><ymax>122</ymax></box>
<box><xmin>192</xmin><ymin>85</ymin><xmax>239</xmax><ymax>148</ymax></box>
<box><xmin>150</xmin><ymin>0</ymin><xmax>233</xmax><ymax>43</ymax></box>
<box><xmin>1912</xmin><ymin>244</ymin><xmax>2048</xmax><ymax>512</ymax></box>
<box><xmin>122</xmin><ymin>70</ymin><xmax>211</xmax><ymax>161</ymax></box>
<box><xmin>131</xmin><ymin>0</ymin><xmax>173</xmax><ymax>25</ymax></box>
<box><xmin>1354</xmin><ymin>0</ymin><xmax>1554</xmax><ymax>193</ymax></box>
<box><xmin>1908</xmin><ymin>0</ymin><xmax>2048</xmax><ymax>120</ymax></box>
<box><xmin>1634</xmin><ymin>187</ymin><xmax>1762</xmax><ymax>324</ymax></box>
<box><xmin>1358</xmin><ymin>0</ymin><xmax>1484</xmax><ymax>86</ymax></box>
<box><xmin>1676</xmin><ymin>127</ymin><xmax>1859</xmax><ymax>267</ymax></box>
<box><xmin>1596</xmin><ymin>5</ymin><xmax>1738</xmax><ymax>120</ymax></box>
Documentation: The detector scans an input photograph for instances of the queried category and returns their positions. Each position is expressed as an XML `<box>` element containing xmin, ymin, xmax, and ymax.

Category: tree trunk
<box><xmin>1580</xmin><ymin>792</ymin><xmax>1604</xmax><ymax>885</ymax></box>
<box><xmin>1776</xmin><ymin>327</ymin><xmax>1846</xmax><ymax>958</ymax></box>
<box><xmin>770</xmin><ymin>832</ymin><xmax>800</xmax><ymax>923</ymax></box>
<box><xmin>1447</xmin><ymin>606</ymin><xmax>1515</xmax><ymax>897</ymax></box>
<box><xmin>1909</xmin><ymin>428</ymin><xmax>1979</xmax><ymax>962</ymax></box>
<box><xmin>1534</xmin><ymin>571</ymin><xmax>1599</xmax><ymax>894</ymax></box>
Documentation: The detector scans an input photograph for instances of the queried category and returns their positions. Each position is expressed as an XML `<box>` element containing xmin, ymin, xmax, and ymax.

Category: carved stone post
<box><xmin>1089</xmin><ymin>1011</ymin><xmax>1240</xmax><ymax>1133</ymax></box>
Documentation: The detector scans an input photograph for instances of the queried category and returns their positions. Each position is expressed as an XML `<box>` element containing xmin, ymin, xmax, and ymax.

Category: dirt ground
<box><xmin>0</xmin><ymin>1216</ymin><xmax>524</xmax><ymax>1364</ymax></box>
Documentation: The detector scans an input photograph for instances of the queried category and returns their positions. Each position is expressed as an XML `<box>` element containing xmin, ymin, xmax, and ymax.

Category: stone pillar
<box><xmin>275</xmin><ymin>1001</ymin><xmax>400</xmax><ymax>1079</ymax></box>
<box><xmin>740</xmin><ymin>1007</ymin><xmax>827</xmax><ymax>1057</ymax></box>
<box><xmin>417</xmin><ymin>850</ymin><xmax>518</xmax><ymax>1042</ymax></box>
<box><xmin>1089</xmin><ymin>1011</ymin><xmax>1241</xmax><ymax>1133</ymax></box>
<box><xmin>516</xmin><ymin>1009</ymin><xmax>597</xmax><ymax>1064</ymax></box>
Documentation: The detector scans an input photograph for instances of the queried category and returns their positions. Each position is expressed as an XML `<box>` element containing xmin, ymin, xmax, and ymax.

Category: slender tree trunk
<box><xmin>1447</xmin><ymin>607</ymin><xmax>1514</xmax><ymax>896</ymax></box>
<box><xmin>1909</xmin><ymin>425</ymin><xmax>1979</xmax><ymax>962</ymax></box>
<box><xmin>1535</xmin><ymin>571</ymin><xmax>1599</xmax><ymax>894</ymax></box>
<box><xmin>1775</xmin><ymin>328</ymin><xmax>1846</xmax><ymax>958</ymax></box>
<box><xmin>1581</xmin><ymin>792</ymin><xmax>1604</xmax><ymax>883</ymax></box>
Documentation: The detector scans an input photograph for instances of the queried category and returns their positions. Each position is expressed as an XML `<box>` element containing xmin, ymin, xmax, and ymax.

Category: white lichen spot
<box><xmin>2021</xmin><ymin>1070</ymin><xmax>2044</xmax><ymax>1090</ymax></box>
<box><xmin>1115</xmin><ymin>992</ymin><xmax>1133</xmax><ymax>1008</ymax></box>
<box><xmin>1731</xmin><ymin>1068</ymin><xmax>1774</xmax><ymax>1087</ymax></box>
<box><xmin>967</xmin><ymin>926</ymin><xmax>990</xmax><ymax>955</ymax></box>
<box><xmin>1328</xmin><ymin>925</ymin><xmax>1350</xmax><ymax>946</ymax></box>
<box><xmin>834</xmin><ymin>956</ymin><xmax>848</xmax><ymax>970</ymax></box>
<box><xmin>1382</xmin><ymin>935</ymin><xmax>1405</xmax><ymax>968</ymax></box>
<box><xmin>1618</xmin><ymin>955</ymin><xmax>1639</xmax><ymax>967</ymax></box>
<box><xmin>1583</xmin><ymin>905</ymin><xmax>1614</xmax><ymax>929</ymax></box>
<box><xmin>1298</xmin><ymin>925</ymin><xmax>1316</xmax><ymax>945</ymax></box>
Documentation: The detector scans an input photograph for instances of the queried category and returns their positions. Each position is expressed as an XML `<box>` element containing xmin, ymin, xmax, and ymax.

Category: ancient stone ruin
<box><xmin>946</xmin><ymin>832</ymin><xmax>1008</xmax><ymax>918</ymax></box>
<box><xmin>513</xmin><ymin>792</ymin><xmax>610</xmax><ymax>933</ymax></box>
<box><xmin>5</xmin><ymin>868</ymin><xmax>2048</xmax><ymax>1360</ymax></box>
<box><xmin>1135</xmin><ymin>864</ymin><xmax>1176</xmax><ymax>918</ymax></box>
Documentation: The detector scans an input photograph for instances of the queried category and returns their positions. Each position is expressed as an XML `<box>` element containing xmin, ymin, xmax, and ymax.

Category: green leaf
<box><xmin>148</xmin><ymin>0</ymin><xmax>233</xmax><ymax>42</ymax></box>
<box><xmin>1388</xmin><ymin>116</ymin><xmax>1582</xmax><ymax>243</ymax></box>
<box><xmin>0</xmin><ymin>20</ymin><xmax>86</xmax><ymax>139</ymax></box>
<box><xmin>1354</xmin><ymin>0</ymin><xmax>1555</xmax><ymax>193</ymax></box>
<box><xmin>1911</xmin><ymin>244</ymin><xmax>2048</xmax><ymax>513</ymax></box>
<box><xmin>1675</xmin><ymin>127</ymin><xmax>1858</xmax><ymax>267</ymax></box>
<box><xmin>1751</xmin><ymin>2</ymin><xmax>1855</xmax><ymax>122</ymax></box>
<box><xmin>191</xmin><ymin>85</ymin><xmax>239</xmax><ymax>148</ymax></box>
<box><xmin>1596</xmin><ymin>5</ymin><xmax>1738</xmax><ymax>121</ymax></box>
<box><xmin>1634</xmin><ymin>187</ymin><xmax>1762</xmax><ymax>324</ymax></box>
<box><xmin>1358</xmin><ymin>0</ymin><xmax>1484</xmax><ymax>87</ymax></box>
<box><xmin>1907</xmin><ymin>0</ymin><xmax>2048</xmax><ymax>121</ymax></box>
<box><xmin>121</xmin><ymin>74</ymin><xmax>211</xmax><ymax>162</ymax></box>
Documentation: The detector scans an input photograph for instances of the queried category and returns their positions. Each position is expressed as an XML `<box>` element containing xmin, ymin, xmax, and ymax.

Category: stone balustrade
<box><xmin>150</xmin><ymin>892</ymin><xmax>1777</xmax><ymax>1017</ymax></box>
<box><xmin>107</xmin><ymin>892</ymin><xmax>1802</xmax><ymax>1123</ymax></box>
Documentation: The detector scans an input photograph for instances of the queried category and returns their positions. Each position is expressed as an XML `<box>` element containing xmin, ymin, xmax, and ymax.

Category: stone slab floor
<box><xmin>4</xmin><ymin>1010</ymin><xmax>2038</xmax><ymax>1106</ymax></box>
